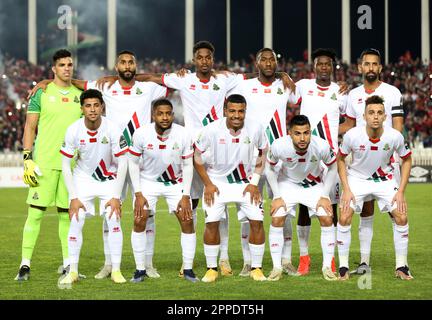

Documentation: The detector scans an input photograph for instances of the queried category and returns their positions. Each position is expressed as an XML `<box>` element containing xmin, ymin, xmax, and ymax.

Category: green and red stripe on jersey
<box><xmin>312</xmin><ymin>114</ymin><xmax>334</xmax><ymax>150</ymax></box>
<box><xmin>123</xmin><ymin>112</ymin><xmax>140</xmax><ymax>146</ymax></box>
<box><xmin>202</xmin><ymin>106</ymin><xmax>219</xmax><ymax>126</ymax></box>
<box><xmin>227</xmin><ymin>163</ymin><xmax>249</xmax><ymax>184</ymax></box>
<box><xmin>157</xmin><ymin>164</ymin><xmax>183</xmax><ymax>186</ymax></box>
<box><xmin>92</xmin><ymin>159</ymin><xmax>117</xmax><ymax>182</ymax></box>
<box><xmin>265</xmin><ymin>110</ymin><xmax>284</xmax><ymax>145</ymax></box>
<box><xmin>299</xmin><ymin>173</ymin><xmax>321</xmax><ymax>188</ymax></box>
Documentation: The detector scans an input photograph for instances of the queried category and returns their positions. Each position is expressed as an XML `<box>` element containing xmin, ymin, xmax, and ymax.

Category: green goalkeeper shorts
<box><xmin>26</xmin><ymin>168</ymin><xmax>69</xmax><ymax>209</ymax></box>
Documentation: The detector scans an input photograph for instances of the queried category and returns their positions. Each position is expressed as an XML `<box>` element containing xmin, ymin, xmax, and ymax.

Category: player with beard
<box><xmin>339</xmin><ymin>48</ymin><xmax>404</xmax><ymax>275</ymax></box>
<box><xmin>29</xmin><ymin>50</ymin><xmax>169</xmax><ymax>279</ymax></box>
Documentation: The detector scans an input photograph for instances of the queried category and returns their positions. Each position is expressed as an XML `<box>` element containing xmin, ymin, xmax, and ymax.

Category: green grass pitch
<box><xmin>0</xmin><ymin>184</ymin><xmax>431</xmax><ymax>300</ymax></box>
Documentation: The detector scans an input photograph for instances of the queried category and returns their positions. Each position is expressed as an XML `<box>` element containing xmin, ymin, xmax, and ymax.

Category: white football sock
<box><xmin>181</xmin><ymin>232</ymin><xmax>196</xmax><ymax>270</ymax></box>
<box><xmin>131</xmin><ymin>231</ymin><xmax>146</xmax><ymax>270</ymax></box>
<box><xmin>240</xmin><ymin>220</ymin><xmax>251</xmax><ymax>265</ymax></box>
<box><xmin>68</xmin><ymin>210</ymin><xmax>86</xmax><ymax>272</ymax></box>
<box><xmin>337</xmin><ymin>223</ymin><xmax>351</xmax><ymax>268</ymax></box>
<box><xmin>282</xmin><ymin>217</ymin><xmax>293</xmax><ymax>262</ymax></box>
<box><xmin>321</xmin><ymin>226</ymin><xmax>336</xmax><ymax>269</ymax></box>
<box><xmin>219</xmin><ymin>215</ymin><xmax>229</xmax><ymax>261</ymax></box>
<box><xmin>297</xmin><ymin>225</ymin><xmax>311</xmax><ymax>256</ymax></box>
<box><xmin>106</xmin><ymin>211</ymin><xmax>123</xmax><ymax>272</ymax></box>
<box><xmin>102</xmin><ymin>218</ymin><xmax>111</xmax><ymax>266</ymax></box>
<box><xmin>394</xmin><ymin>223</ymin><xmax>409</xmax><ymax>269</ymax></box>
<box><xmin>204</xmin><ymin>244</ymin><xmax>219</xmax><ymax>269</ymax></box>
<box><xmin>249</xmin><ymin>243</ymin><xmax>265</xmax><ymax>269</ymax></box>
<box><xmin>269</xmin><ymin>225</ymin><xmax>283</xmax><ymax>270</ymax></box>
<box><xmin>359</xmin><ymin>216</ymin><xmax>374</xmax><ymax>265</ymax></box>
<box><xmin>144</xmin><ymin>215</ymin><xmax>155</xmax><ymax>268</ymax></box>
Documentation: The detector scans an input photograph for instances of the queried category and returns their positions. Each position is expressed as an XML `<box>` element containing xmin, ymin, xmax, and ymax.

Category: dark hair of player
<box><xmin>80</xmin><ymin>89</ymin><xmax>104</xmax><ymax>106</ymax></box>
<box><xmin>365</xmin><ymin>95</ymin><xmax>385</xmax><ymax>108</ymax></box>
<box><xmin>226</xmin><ymin>94</ymin><xmax>247</xmax><ymax>107</ymax></box>
<box><xmin>193</xmin><ymin>41</ymin><xmax>215</xmax><ymax>55</ymax></box>
<box><xmin>117</xmin><ymin>50</ymin><xmax>136</xmax><ymax>58</ymax></box>
<box><xmin>289</xmin><ymin>115</ymin><xmax>310</xmax><ymax>128</ymax></box>
<box><xmin>312</xmin><ymin>48</ymin><xmax>336</xmax><ymax>62</ymax></box>
<box><xmin>152</xmin><ymin>98</ymin><xmax>173</xmax><ymax>113</ymax></box>
<box><xmin>360</xmin><ymin>48</ymin><xmax>381</xmax><ymax>63</ymax></box>
<box><xmin>256</xmin><ymin>48</ymin><xmax>276</xmax><ymax>60</ymax></box>
<box><xmin>52</xmin><ymin>49</ymin><xmax>72</xmax><ymax>64</ymax></box>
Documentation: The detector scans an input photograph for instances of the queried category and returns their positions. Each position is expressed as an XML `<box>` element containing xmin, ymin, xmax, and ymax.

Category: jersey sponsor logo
<box><xmin>123</xmin><ymin>112</ymin><xmax>140</xmax><ymax>146</ymax></box>
<box><xmin>307</xmin><ymin>90</ymin><xmax>314</xmax><ymax>96</ymax></box>
<box><xmin>252</xmin><ymin>88</ymin><xmax>258</xmax><ymax>93</ymax></box>
<box><xmin>69</xmin><ymin>236</ymin><xmax>77</xmax><ymax>242</ymax></box>
<box><xmin>357</xmin><ymin>98</ymin><xmax>363</xmax><ymax>104</ymax></box>
<box><xmin>359</xmin><ymin>145</ymin><xmax>366</xmax><ymax>151</ymax></box>
<box><xmin>286</xmin><ymin>157</ymin><xmax>293</xmax><ymax>162</ymax></box>
<box><xmin>74</xmin><ymin>96</ymin><xmax>79</xmax><ymax>103</ymax></box>
<box><xmin>202</xmin><ymin>106</ymin><xmax>219</xmax><ymax>126</ymax></box>
<box><xmin>226</xmin><ymin>163</ymin><xmax>249</xmax><ymax>184</ymax></box>
<box><xmin>189</xmin><ymin>84</ymin><xmax>196</xmax><ymax>90</ymax></box>
<box><xmin>265</xmin><ymin>110</ymin><xmax>283</xmax><ymax>145</ymax></box>
<box><xmin>92</xmin><ymin>159</ymin><xmax>117</xmax><ymax>182</ymax></box>
<box><xmin>157</xmin><ymin>164</ymin><xmax>183</xmax><ymax>186</ymax></box>
<box><xmin>213</xmin><ymin>83</ymin><xmax>220</xmax><ymax>91</ymax></box>
<box><xmin>112</xmin><ymin>90</ymin><xmax>118</xmax><ymax>96</ymax></box>
<box><xmin>219</xmin><ymin>138</ymin><xmax>226</xmax><ymax>144</ymax></box>
<box><xmin>136</xmin><ymin>88</ymin><xmax>142</xmax><ymax>95</ymax></box>
<box><xmin>80</xmin><ymin>139</ymin><xmax>85</xmax><ymax>145</ymax></box>
<box><xmin>277</xmin><ymin>88</ymin><xmax>283</xmax><ymax>95</ymax></box>
<box><xmin>147</xmin><ymin>143</ymin><xmax>154</xmax><ymax>150</ymax></box>
<box><xmin>101</xmin><ymin>136</ymin><xmax>109</xmax><ymax>144</ymax></box>
<box><xmin>112</xmin><ymin>227</ymin><xmax>121</xmax><ymax>233</ymax></box>
<box><xmin>119</xmin><ymin>135</ymin><xmax>128</xmax><ymax>149</ymax></box>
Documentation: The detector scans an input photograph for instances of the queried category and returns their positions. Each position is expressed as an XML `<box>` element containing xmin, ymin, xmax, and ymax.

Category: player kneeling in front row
<box><xmin>59</xmin><ymin>89</ymin><xmax>129</xmax><ymax>286</ymax></box>
<box><xmin>266</xmin><ymin>115</ymin><xmax>338</xmax><ymax>281</ymax></box>
<box><xmin>128</xmin><ymin>98</ymin><xmax>198</xmax><ymax>283</ymax></box>
<box><xmin>337</xmin><ymin>95</ymin><xmax>413</xmax><ymax>280</ymax></box>
<box><xmin>194</xmin><ymin>94</ymin><xmax>268</xmax><ymax>283</ymax></box>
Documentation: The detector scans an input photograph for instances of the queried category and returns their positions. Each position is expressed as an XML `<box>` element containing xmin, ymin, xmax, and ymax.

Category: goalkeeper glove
<box><xmin>23</xmin><ymin>150</ymin><xmax>42</xmax><ymax>187</ymax></box>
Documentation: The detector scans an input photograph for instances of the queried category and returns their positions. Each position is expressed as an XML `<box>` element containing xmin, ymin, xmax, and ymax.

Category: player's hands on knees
<box><xmin>134</xmin><ymin>192</ymin><xmax>149</xmax><ymax>219</ymax></box>
<box><xmin>340</xmin><ymin>189</ymin><xmax>355</xmax><ymax>215</ymax></box>
<box><xmin>69</xmin><ymin>198</ymin><xmax>86</xmax><ymax>221</ymax></box>
<box><xmin>27</xmin><ymin>79</ymin><xmax>51</xmax><ymax>99</ymax></box>
<box><xmin>337</xmin><ymin>81</ymin><xmax>350</xmax><ymax>95</ymax></box>
<box><xmin>270</xmin><ymin>197</ymin><xmax>287</xmax><ymax>216</ymax></box>
<box><xmin>106</xmin><ymin>198</ymin><xmax>122</xmax><ymax>219</ymax></box>
<box><xmin>317</xmin><ymin>197</ymin><xmax>333</xmax><ymax>216</ymax></box>
<box><xmin>392</xmin><ymin>190</ymin><xmax>407</xmax><ymax>215</ymax></box>
<box><xmin>243</xmin><ymin>184</ymin><xmax>261</xmax><ymax>206</ymax></box>
<box><xmin>96</xmin><ymin>76</ymin><xmax>118</xmax><ymax>90</ymax></box>
<box><xmin>204</xmin><ymin>183</ymin><xmax>219</xmax><ymax>207</ymax></box>
<box><xmin>177</xmin><ymin>195</ymin><xmax>192</xmax><ymax>221</ymax></box>
<box><xmin>278</xmin><ymin>72</ymin><xmax>296</xmax><ymax>93</ymax></box>
<box><xmin>23</xmin><ymin>159</ymin><xmax>42</xmax><ymax>187</ymax></box>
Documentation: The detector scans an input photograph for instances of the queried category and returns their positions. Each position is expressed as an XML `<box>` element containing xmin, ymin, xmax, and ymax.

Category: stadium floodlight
<box><xmin>2</xmin><ymin>74</ymin><xmax>7</xmax><ymax>79</ymax></box>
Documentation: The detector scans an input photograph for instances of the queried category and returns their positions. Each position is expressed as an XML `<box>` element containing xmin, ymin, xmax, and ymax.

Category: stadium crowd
<box><xmin>0</xmin><ymin>51</ymin><xmax>430</xmax><ymax>152</ymax></box>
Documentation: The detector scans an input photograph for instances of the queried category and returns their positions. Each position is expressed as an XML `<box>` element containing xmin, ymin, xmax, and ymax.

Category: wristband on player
<box><xmin>250</xmin><ymin>173</ymin><xmax>261</xmax><ymax>186</ymax></box>
<box><xmin>23</xmin><ymin>150</ymin><xmax>33</xmax><ymax>161</ymax></box>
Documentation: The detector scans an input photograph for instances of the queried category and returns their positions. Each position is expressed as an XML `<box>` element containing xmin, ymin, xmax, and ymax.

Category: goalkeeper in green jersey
<box><xmin>15</xmin><ymin>49</ymin><xmax>83</xmax><ymax>281</ymax></box>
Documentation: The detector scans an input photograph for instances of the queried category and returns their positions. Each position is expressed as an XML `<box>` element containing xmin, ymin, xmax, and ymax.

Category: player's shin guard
<box><xmin>102</xmin><ymin>218</ymin><xmax>111</xmax><ymax>266</ymax></box>
<box><xmin>337</xmin><ymin>223</ymin><xmax>351</xmax><ymax>268</ymax></box>
<box><xmin>249</xmin><ymin>243</ymin><xmax>265</xmax><ymax>268</ymax></box>
<box><xmin>359</xmin><ymin>216</ymin><xmax>374</xmax><ymax>265</ymax></box>
<box><xmin>269</xmin><ymin>225</ymin><xmax>283</xmax><ymax>270</ymax></box>
<box><xmin>219</xmin><ymin>216</ymin><xmax>229</xmax><ymax>261</ymax></box>
<box><xmin>282</xmin><ymin>217</ymin><xmax>293</xmax><ymax>262</ymax></box>
<box><xmin>68</xmin><ymin>211</ymin><xmax>86</xmax><ymax>273</ymax></box>
<box><xmin>240</xmin><ymin>221</ymin><xmax>251</xmax><ymax>265</ymax></box>
<box><xmin>181</xmin><ymin>232</ymin><xmax>196</xmax><ymax>270</ymax></box>
<box><xmin>21</xmin><ymin>207</ymin><xmax>44</xmax><ymax>265</ymax></box>
<box><xmin>297</xmin><ymin>225</ymin><xmax>311</xmax><ymax>256</ymax></box>
<box><xmin>131</xmin><ymin>231</ymin><xmax>146</xmax><ymax>270</ymax></box>
<box><xmin>394</xmin><ymin>224</ymin><xmax>409</xmax><ymax>269</ymax></box>
<box><xmin>58</xmin><ymin>212</ymin><xmax>71</xmax><ymax>268</ymax></box>
<box><xmin>144</xmin><ymin>215</ymin><xmax>155</xmax><ymax>267</ymax></box>
<box><xmin>106</xmin><ymin>213</ymin><xmax>123</xmax><ymax>272</ymax></box>
<box><xmin>321</xmin><ymin>226</ymin><xmax>336</xmax><ymax>269</ymax></box>
<box><xmin>204</xmin><ymin>244</ymin><xmax>219</xmax><ymax>269</ymax></box>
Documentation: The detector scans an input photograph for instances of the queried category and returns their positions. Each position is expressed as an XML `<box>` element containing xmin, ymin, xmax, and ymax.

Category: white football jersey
<box><xmin>61</xmin><ymin>117</ymin><xmax>128</xmax><ymax>181</ymax></box>
<box><xmin>129</xmin><ymin>123</ymin><xmax>193</xmax><ymax>185</ymax></box>
<box><xmin>345</xmin><ymin>82</ymin><xmax>403</xmax><ymax>128</ymax></box>
<box><xmin>267</xmin><ymin>135</ymin><xmax>336</xmax><ymax>187</ymax></box>
<box><xmin>194</xmin><ymin>118</ymin><xmax>267</xmax><ymax>184</ymax></box>
<box><xmin>228</xmin><ymin>78</ymin><xmax>292</xmax><ymax>145</ymax></box>
<box><xmin>162</xmin><ymin>72</ymin><xmax>244</xmax><ymax>138</ymax></box>
<box><xmin>339</xmin><ymin>126</ymin><xmax>411</xmax><ymax>181</ymax></box>
<box><xmin>85</xmin><ymin>80</ymin><xmax>168</xmax><ymax>145</ymax></box>
<box><xmin>291</xmin><ymin>79</ymin><xmax>347</xmax><ymax>151</ymax></box>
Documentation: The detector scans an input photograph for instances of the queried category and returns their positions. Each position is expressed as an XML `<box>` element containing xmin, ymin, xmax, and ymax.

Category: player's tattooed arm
<box><xmin>194</xmin><ymin>150</ymin><xmax>219</xmax><ymax>207</ymax></box>
<box><xmin>337</xmin><ymin>152</ymin><xmax>355</xmax><ymax>214</ymax></box>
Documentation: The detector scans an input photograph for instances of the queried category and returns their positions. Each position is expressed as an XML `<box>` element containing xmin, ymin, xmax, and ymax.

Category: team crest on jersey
<box><xmin>243</xmin><ymin>137</ymin><xmax>251</xmax><ymax>144</ymax></box>
<box><xmin>310</xmin><ymin>155</ymin><xmax>318</xmax><ymax>163</ymax></box>
<box><xmin>101</xmin><ymin>136</ymin><xmax>109</xmax><ymax>144</ymax></box>
<box><xmin>74</xmin><ymin>96</ymin><xmax>79</xmax><ymax>103</ymax></box>
<box><xmin>172</xmin><ymin>142</ymin><xmax>180</xmax><ymax>150</ymax></box>
<box><xmin>331</xmin><ymin>93</ymin><xmax>337</xmax><ymax>100</ymax></box>
<box><xmin>119</xmin><ymin>136</ymin><xmax>128</xmax><ymax>149</ymax></box>
<box><xmin>213</xmin><ymin>83</ymin><xmax>220</xmax><ymax>91</ymax></box>
<box><xmin>277</xmin><ymin>88</ymin><xmax>283</xmax><ymax>95</ymax></box>
<box><xmin>32</xmin><ymin>192</ymin><xmax>39</xmax><ymax>200</ymax></box>
<box><xmin>136</xmin><ymin>88</ymin><xmax>142</xmax><ymax>95</ymax></box>
<box><xmin>383</xmin><ymin>143</ymin><xmax>390</xmax><ymax>151</ymax></box>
